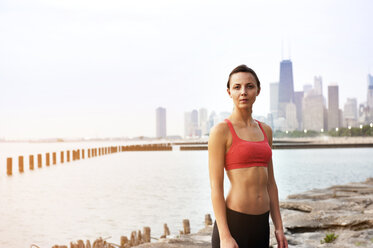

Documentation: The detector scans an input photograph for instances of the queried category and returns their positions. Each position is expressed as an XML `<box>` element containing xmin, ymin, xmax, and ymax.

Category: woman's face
<box><xmin>227</xmin><ymin>72</ymin><xmax>260</xmax><ymax>109</ymax></box>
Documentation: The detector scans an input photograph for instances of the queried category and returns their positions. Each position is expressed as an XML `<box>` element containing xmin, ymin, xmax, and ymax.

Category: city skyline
<box><xmin>1</xmin><ymin>0</ymin><xmax>372</xmax><ymax>139</ymax></box>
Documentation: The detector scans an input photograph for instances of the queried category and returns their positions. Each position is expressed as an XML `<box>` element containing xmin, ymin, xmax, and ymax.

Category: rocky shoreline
<box><xmin>135</xmin><ymin>177</ymin><xmax>373</xmax><ymax>248</ymax></box>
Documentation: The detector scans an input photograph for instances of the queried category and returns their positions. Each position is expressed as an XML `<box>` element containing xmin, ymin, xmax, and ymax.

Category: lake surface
<box><xmin>0</xmin><ymin>142</ymin><xmax>372</xmax><ymax>248</ymax></box>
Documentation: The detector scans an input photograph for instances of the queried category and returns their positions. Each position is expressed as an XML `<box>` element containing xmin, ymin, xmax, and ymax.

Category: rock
<box><xmin>280</xmin><ymin>202</ymin><xmax>312</xmax><ymax>212</ymax></box>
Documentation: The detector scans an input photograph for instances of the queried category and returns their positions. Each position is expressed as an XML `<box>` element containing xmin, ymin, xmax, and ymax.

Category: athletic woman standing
<box><xmin>208</xmin><ymin>65</ymin><xmax>288</xmax><ymax>248</ymax></box>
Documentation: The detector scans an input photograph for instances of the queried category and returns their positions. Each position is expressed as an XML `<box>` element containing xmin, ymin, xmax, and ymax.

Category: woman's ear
<box><xmin>256</xmin><ymin>87</ymin><xmax>261</xmax><ymax>96</ymax></box>
<box><xmin>227</xmin><ymin>88</ymin><xmax>232</xmax><ymax>98</ymax></box>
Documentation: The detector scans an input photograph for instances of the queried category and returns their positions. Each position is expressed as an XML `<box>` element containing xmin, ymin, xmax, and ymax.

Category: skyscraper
<box><xmin>314</xmin><ymin>76</ymin><xmax>323</xmax><ymax>95</ymax></box>
<box><xmin>184</xmin><ymin>109</ymin><xmax>200</xmax><ymax>137</ymax></box>
<box><xmin>285</xmin><ymin>102</ymin><xmax>298</xmax><ymax>131</ymax></box>
<box><xmin>328</xmin><ymin>85</ymin><xmax>339</xmax><ymax>130</ymax></box>
<box><xmin>278</xmin><ymin>60</ymin><xmax>294</xmax><ymax>118</ymax></box>
<box><xmin>302</xmin><ymin>92</ymin><xmax>325</xmax><ymax>131</ymax></box>
<box><xmin>293</xmin><ymin>91</ymin><xmax>304</xmax><ymax>130</ymax></box>
<box><xmin>156</xmin><ymin>107</ymin><xmax>166</xmax><ymax>138</ymax></box>
<box><xmin>368</xmin><ymin>74</ymin><xmax>373</xmax><ymax>108</ymax></box>
<box><xmin>199</xmin><ymin>108</ymin><xmax>208</xmax><ymax>136</ymax></box>
<box><xmin>367</xmin><ymin>74</ymin><xmax>373</xmax><ymax>122</ymax></box>
<box><xmin>270</xmin><ymin>82</ymin><xmax>279</xmax><ymax>118</ymax></box>
<box><xmin>343</xmin><ymin>98</ymin><xmax>358</xmax><ymax>127</ymax></box>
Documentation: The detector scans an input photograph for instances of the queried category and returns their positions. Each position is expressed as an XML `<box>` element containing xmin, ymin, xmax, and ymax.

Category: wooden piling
<box><xmin>137</xmin><ymin>230</ymin><xmax>143</xmax><ymax>244</ymax></box>
<box><xmin>46</xmin><ymin>153</ymin><xmax>50</xmax><ymax>166</ymax></box>
<box><xmin>130</xmin><ymin>231</ymin><xmax>137</xmax><ymax>246</ymax></box>
<box><xmin>77</xmin><ymin>240</ymin><xmax>84</xmax><ymax>248</ymax></box>
<box><xmin>77</xmin><ymin>149</ymin><xmax>80</xmax><ymax>160</ymax></box>
<box><xmin>61</xmin><ymin>151</ymin><xmax>64</xmax><ymax>163</ymax></box>
<box><xmin>67</xmin><ymin>150</ymin><xmax>70</xmax><ymax>162</ymax></box>
<box><xmin>18</xmin><ymin>156</ymin><xmax>23</xmax><ymax>173</ymax></box>
<box><xmin>183</xmin><ymin>219</ymin><xmax>190</xmax><ymax>234</ymax></box>
<box><xmin>88</xmin><ymin>148</ymin><xmax>91</xmax><ymax>158</ymax></box>
<box><xmin>143</xmin><ymin>227</ymin><xmax>151</xmax><ymax>243</ymax></box>
<box><xmin>53</xmin><ymin>152</ymin><xmax>56</xmax><ymax>165</ymax></box>
<box><xmin>82</xmin><ymin>149</ymin><xmax>85</xmax><ymax>159</ymax></box>
<box><xmin>120</xmin><ymin>236</ymin><xmax>129</xmax><ymax>247</ymax></box>
<box><xmin>99</xmin><ymin>148</ymin><xmax>101</xmax><ymax>156</ymax></box>
<box><xmin>205</xmin><ymin>214</ymin><xmax>212</xmax><ymax>227</ymax></box>
<box><xmin>29</xmin><ymin>155</ymin><xmax>34</xmax><ymax>170</ymax></box>
<box><xmin>18</xmin><ymin>156</ymin><xmax>24</xmax><ymax>173</ymax></box>
<box><xmin>37</xmin><ymin>154</ymin><xmax>42</xmax><ymax>168</ymax></box>
<box><xmin>163</xmin><ymin>223</ymin><xmax>170</xmax><ymax>236</ymax></box>
<box><xmin>7</xmin><ymin>157</ymin><xmax>12</xmax><ymax>176</ymax></box>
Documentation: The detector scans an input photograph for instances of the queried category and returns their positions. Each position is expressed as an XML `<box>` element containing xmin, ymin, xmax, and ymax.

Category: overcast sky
<box><xmin>0</xmin><ymin>0</ymin><xmax>372</xmax><ymax>139</ymax></box>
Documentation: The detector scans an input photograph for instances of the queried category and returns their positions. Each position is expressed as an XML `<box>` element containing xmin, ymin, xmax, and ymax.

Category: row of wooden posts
<box><xmin>52</xmin><ymin>214</ymin><xmax>213</xmax><ymax>248</ymax></box>
<box><xmin>4</xmin><ymin>144</ymin><xmax>179</xmax><ymax>176</ymax></box>
<box><xmin>4</xmin><ymin>146</ymin><xmax>122</xmax><ymax>176</ymax></box>
<box><xmin>3</xmin><ymin>143</ymin><xmax>212</xmax><ymax>176</ymax></box>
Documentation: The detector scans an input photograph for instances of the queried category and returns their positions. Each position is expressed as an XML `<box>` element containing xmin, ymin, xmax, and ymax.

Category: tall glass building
<box><xmin>278</xmin><ymin>60</ymin><xmax>294</xmax><ymax>117</ymax></box>
<box><xmin>156</xmin><ymin>107</ymin><xmax>166</xmax><ymax>138</ymax></box>
<box><xmin>368</xmin><ymin>74</ymin><xmax>373</xmax><ymax>109</ymax></box>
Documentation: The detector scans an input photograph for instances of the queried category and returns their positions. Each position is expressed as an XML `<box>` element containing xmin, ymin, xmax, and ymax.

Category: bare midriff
<box><xmin>225</xmin><ymin>166</ymin><xmax>270</xmax><ymax>215</ymax></box>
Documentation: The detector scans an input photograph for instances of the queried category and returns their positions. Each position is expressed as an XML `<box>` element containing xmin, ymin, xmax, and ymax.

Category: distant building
<box><xmin>368</xmin><ymin>74</ymin><xmax>373</xmax><ymax>108</ymax></box>
<box><xmin>343</xmin><ymin>98</ymin><xmax>358</xmax><ymax>127</ymax></box>
<box><xmin>278</xmin><ymin>60</ymin><xmax>294</xmax><ymax>118</ymax></box>
<box><xmin>302</xmin><ymin>92</ymin><xmax>325</xmax><ymax>131</ymax></box>
<box><xmin>285</xmin><ymin>102</ymin><xmax>298</xmax><ymax>131</ymax></box>
<box><xmin>367</xmin><ymin>74</ymin><xmax>373</xmax><ymax>122</ymax></box>
<box><xmin>270</xmin><ymin>82</ymin><xmax>279</xmax><ymax>119</ymax></box>
<box><xmin>293</xmin><ymin>91</ymin><xmax>304</xmax><ymax>130</ymax></box>
<box><xmin>328</xmin><ymin>84</ymin><xmax>339</xmax><ymax>130</ymax></box>
<box><xmin>208</xmin><ymin>111</ymin><xmax>219</xmax><ymax>133</ymax></box>
<box><xmin>358</xmin><ymin>103</ymin><xmax>370</xmax><ymax>124</ymax></box>
<box><xmin>184</xmin><ymin>109</ymin><xmax>200</xmax><ymax>137</ymax></box>
<box><xmin>156</xmin><ymin>107</ymin><xmax>166</xmax><ymax>138</ymax></box>
<box><xmin>314</xmin><ymin>76</ymin><xmax>323</xmax><ymax>96</ymax></box>
<box><xmin>199</xmin><ymin>108</ymin><xmax>208</xmax><ymax>136</ymax></box>
<box><xmin>303</xmin><ymin>84</ymin><xmax>313</xmax><ymax>95</ymax></box>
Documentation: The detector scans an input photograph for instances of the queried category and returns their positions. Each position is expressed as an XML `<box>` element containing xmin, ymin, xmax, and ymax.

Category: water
<box><xmin>0</xmin><ymin>143</ymin><xmax>372</xmax><ymax>248</ymax></box>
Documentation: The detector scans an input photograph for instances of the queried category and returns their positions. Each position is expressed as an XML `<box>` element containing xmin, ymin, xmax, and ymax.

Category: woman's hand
<box><xmin>275</xmin><ymin>229</ymin><xmax>288</xmax><ymax>248</ymax></box>
<box><xmin>220</xmin><ymin>236</ymin><xmax>239</xmax><ymax>248</ymax></box>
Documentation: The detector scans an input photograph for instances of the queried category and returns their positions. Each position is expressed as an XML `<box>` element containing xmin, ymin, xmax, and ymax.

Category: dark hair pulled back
<box><xmin>227</xmin><ymin>64</ymin><xmax>261</xmax><ymax>89</ymax></box>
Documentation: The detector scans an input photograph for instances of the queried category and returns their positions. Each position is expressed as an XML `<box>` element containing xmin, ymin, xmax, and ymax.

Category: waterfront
<box><xmin>0</xmin><ymin>143</ymin><xmax>372</xmax><ymax>247</ymax></box>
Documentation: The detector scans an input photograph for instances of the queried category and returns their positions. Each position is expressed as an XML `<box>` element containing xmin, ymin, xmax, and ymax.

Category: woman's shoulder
<box><xmin>257</xmin><ymin>120</ymin><xmax>273</xmax><ymax>140</ymax></box>
<box><xmin>208</xmin><ymin>121</ymin><xmax>230</xmax><ymax>140</ymax></box>
<box><xmin>257</xmin><ymin>121</ymin><xmax>272</xmax><ymax>131</ymax></box>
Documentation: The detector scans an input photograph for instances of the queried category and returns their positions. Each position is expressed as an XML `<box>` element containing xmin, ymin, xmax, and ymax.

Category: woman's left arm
<box><xmin>263</xmin><ymin>123</ymin><xmax>288</xmax><ymax>248</ymax></box>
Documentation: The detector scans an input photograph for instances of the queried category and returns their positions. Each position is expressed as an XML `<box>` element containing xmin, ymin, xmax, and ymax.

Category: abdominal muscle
<box><xmin>225</xmin><ymin>166</ymin><xmax>270</xmax><ymax>215</ymax></box>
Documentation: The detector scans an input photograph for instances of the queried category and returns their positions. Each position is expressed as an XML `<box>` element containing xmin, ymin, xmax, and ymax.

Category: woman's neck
<box><xmin>231</xmin><ymin>107</ymin><xmax>254</xmax><ymax>125</ymax></box>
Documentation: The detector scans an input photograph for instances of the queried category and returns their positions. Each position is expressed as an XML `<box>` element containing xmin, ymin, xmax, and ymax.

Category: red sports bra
<box><xmin>224</xmin><ymin>118</ymin><xmax>272</xmax><ymax>170</ymax></box>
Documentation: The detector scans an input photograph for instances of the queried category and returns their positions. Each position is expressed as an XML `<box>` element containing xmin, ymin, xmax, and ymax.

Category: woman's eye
<box><xmin>234</xmin><ymin>86</ymin><xmax>240</xmax><ymax>89</ymax></box>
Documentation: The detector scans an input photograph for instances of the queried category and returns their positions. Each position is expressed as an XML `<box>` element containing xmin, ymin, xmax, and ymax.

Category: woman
<box><xmin>208</xmin><ymin>65</ymin><xmax>288</xmax><ymax>248</ymax></box>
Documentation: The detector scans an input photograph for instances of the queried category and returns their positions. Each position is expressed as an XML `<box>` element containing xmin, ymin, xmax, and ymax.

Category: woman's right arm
<box><xmin>208</xmin><ymin>123</ymin><xmax>238</xmax><ymax>248</ymax></box>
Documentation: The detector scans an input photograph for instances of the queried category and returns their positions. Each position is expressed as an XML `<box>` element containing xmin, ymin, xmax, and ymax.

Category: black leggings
<box><xmin>211</xmin><ymin>207</ymin><xmax>270</xmax><ymax>248</ymax></box>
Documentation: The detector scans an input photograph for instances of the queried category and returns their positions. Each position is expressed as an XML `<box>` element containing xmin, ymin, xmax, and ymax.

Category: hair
<box><xmin>226</xmin><ymin>64</ymin><xmax>261</xmax><ymax>89</ymax></box>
